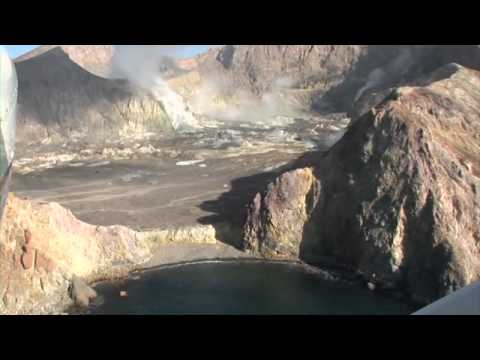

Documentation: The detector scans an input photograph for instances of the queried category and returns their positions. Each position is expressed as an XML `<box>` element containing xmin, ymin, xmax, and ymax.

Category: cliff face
<box><xmin>173</xmin><ymin>45</ymin><xmax>480</xmax><ymax>116</ymax></box>
<box><xmin>351</xmin><ymin>45</ymin><xmax>480</xmax><ymax>118</ymax></box>
<box><xmin>15</xmin><ymin>47</ymin><xmax>174</xmax><ymax>148</ymax></box>
<box><xmin>243</xmin><ymin>64</ymin><xmax>480</xmax><ymax>305</ymax></box>
<box><xmin>14</xmin><ymin>45</ymin><xmax>480</xmax><ymax>149</ymax></box>
<box><xmin>0</xmin><ymin>193</ymin><xmax>235</xmax><ymax>314</ymax></box>
<box><xmin>0</xmin><ymin>194</ymin><xmax>153</xmax><ymax>314</ymax></box>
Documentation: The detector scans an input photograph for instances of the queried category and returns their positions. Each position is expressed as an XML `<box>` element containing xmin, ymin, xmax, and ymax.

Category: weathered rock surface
<box><xmin>14</xmin><ymin>45</ymin><xmax>480</xmax><ymax>151</ymax></box>
<box><xmin>172</xmin><ymin>45</ymin><xmax>480</xmax><ymax>117</ymax></box>
<box><xmin>15</xmin><ymin>47</ymin><xmax>174</xmax><ymax>148</ymax></box>
<box><xmin>243</xmin><ymin>64</ymin><xmax>480</xmax><ymax>305</ymax></box>
<box><xmin>0</xmin><ymin>192</ymin><xmax>246</xmax><ymax>314</ymax></box>
<box><xmin>351</xmin><ymin>45</ymin><xmax>480</xmax><ymax>118</ymax></box>
<box><xmin>0</xmin><ymin>194</ymin><xmax>152</xmax><ymax>314</ymax></box>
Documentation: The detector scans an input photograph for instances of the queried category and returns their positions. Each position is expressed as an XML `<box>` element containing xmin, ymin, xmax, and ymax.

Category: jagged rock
<box><xmin>242</xmin><ymin>64</ymin><xmax>480</xmax><ymax>305</ymax></box>
<box><xmin>0</xmin><ymin>194</ymin><xmax>234</xmax><ymax>314</ymax></box>
<box><xmin>70</xmin><ymin>275</ymin><xmax>97</xmax><ymax>308</ymax></box>
<box><xmin>243</xmin><ymin>168</ymin><xmax>319</xmax><ymax>258</ymax></box>
<box><xmin>173</xmin><ymin>45</ymin><xmax>480</xmax><ymax>117</ymax></box>
<box><xmin>14</xmin><ymin>45</ymin><xmax>480</xmax><ymax>151</ymax></box>
<box><xmin>350</xmin><ymin>45</ymin><xmax>480</xmax><ymax>119</ymax></box>
<box><xmin>15</xmin><ymin>45</ymin><xmax>115</xmax><ymax>77</ymax></box>
<box><xmin>0</xmin><ymin>194</ymin><xmax>153</xmax><ymax>314</ymax></box>
<box><xmin>15</xmin><ymin>47</ymin><xmax>174</xmax><ymax>148</ymax></box>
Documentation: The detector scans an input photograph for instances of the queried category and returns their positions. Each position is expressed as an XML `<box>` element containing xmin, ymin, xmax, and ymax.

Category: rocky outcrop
<box><xmin>14</xmin><ymin>45</ymin><xmax>480</xmax><ymax>150</ymax></box>
<box><xmin>171</xmin><ymin>45</ymin><xmax>480</xmax><ymax>117</ymax></box>
<box><xmin>0</xmin><ymin>194</ymin><xmax>152</xmax><ymax>314</ymax></box>
<box><xmin>0</xmin><ymin>192</ymin><xmax>234</xmax><ymax>314</ymax></box>
<box><xmin>15</xmin><ymin>45</ymin><xmax>115</xmax><ymax>77</ymax></box>
<box><xmin>15</xmin><ymin>47</ymin><xmax>174</xmax><ymax>148</ymax></box>
<box><xmin>350</xmin><ymin>45</ymin><xmax>480</xmax><ymax>119</ymax></box>
<box><xmin>243</xmin><ymin>64</ymin><xmax>480</xmax><ymax>305</ymax></box>
<box><xmin>243</xmin><ymin>168</ymin><xmax>319</xmax><ymax>258</ymax></box>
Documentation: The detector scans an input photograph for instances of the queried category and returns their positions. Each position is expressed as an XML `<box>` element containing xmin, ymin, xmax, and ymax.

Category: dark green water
<box><xmin>85</xmin><ymin>262</ymin><xmax>411</xmax><ymax>315</ymax></box>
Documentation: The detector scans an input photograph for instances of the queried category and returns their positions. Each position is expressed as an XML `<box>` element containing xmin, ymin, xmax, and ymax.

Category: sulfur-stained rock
<box><xmin>15</xmin><ymin>47</ymin><xmax>174</xmax><ymax>148</ymax></box>
<box><xmin>0</xmin><ymin>194</ymin><xmax>154</xmax><ymax>314</ymax></box>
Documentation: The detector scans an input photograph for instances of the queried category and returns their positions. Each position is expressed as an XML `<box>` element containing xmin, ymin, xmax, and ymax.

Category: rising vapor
<box><xmin>110</xmin><ymin>45</ymin><xmax>200</xmax><ymax>130</ymax></box>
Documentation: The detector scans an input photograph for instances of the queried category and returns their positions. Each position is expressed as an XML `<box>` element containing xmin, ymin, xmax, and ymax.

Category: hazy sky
<box><xmin>2</xmin><ymin>45</ymin><xmax>219</xmax><ymax>60</ymax></box>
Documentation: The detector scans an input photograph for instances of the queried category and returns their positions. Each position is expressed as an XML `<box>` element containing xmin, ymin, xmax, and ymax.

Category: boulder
<box><xmin>70</xmin><ymin>275</ymin><xmax>97</xmax><ymax>308</ymax></box>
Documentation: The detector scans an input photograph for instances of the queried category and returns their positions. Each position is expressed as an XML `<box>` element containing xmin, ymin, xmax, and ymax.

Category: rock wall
<box><xmin>0</xmin><ymin>194</ymin><xmax>153</xmax><ymax>314</ymax></box>
<box><xmin>243</xmin><ymin>64</ymin><xmax>480</xmax><ymax>305</ymax></box>
<box><xmin>14</xmin><ymin>45</ymin><xmax>480</xmax><ymax>150</ymax></box>
<box><xmin>169</xmin><ymin>45</ymin><xmax>480</xmax><ymax>117</ymax></box>
<box><xmin>0</xmin><ymin>193</ymin><xmax>229</xmax><ymax>314</ymax></box>
<box><xmin>15</xmin><ymin>47</ymin><xmax>174</xmax><ymax>149</ymax></box>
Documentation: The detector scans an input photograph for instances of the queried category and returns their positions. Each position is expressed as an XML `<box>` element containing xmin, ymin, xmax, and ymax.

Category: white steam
<box><xmin>354</xmin><ymin>68</ymin><xmax>386</xmax><ymax>102</ymax></box>
<box><xmin>354</xmin><ymin>48</ymin><xmax>415</xmax><ymax>103</ymax></box>
<box><xmin>110</xmin><ymin>45</ymin><xmax>199</xmax><ymax>130</ymax></box>
<box><xmin>189</xmin><ymin>75</ymin><xmax>300</xmax><ymax>124</ymax></box>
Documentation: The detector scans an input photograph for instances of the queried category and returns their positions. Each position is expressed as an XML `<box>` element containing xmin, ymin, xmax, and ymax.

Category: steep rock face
<box><xmin>15</xmin><ymin>47</ymin><xmax>174</xmax><ymax>148</ymax></box>
<box><xmin>180</xmin><ymin>45</ymin><xmax>480</xmax><ymax>115</ymax></box>
<box><xmin>14</xmin><ymin>45</ymin><xmax>480</xmax><ymax>149</ymax></box>
<box><xmin>243</xmin><ymin>64</ymin><xmax>480</xmax><ymax>305</ymax></box>
<box><xmin>172</xmin><ymin>45</ymin><xmax>403</xmax><ymax>116</ymax></box>
<box><xmin>0</xmin><ymin>194</ymin><xmax>153</xmax><ymax>314</ymax></box>
<box><xmin>243</xmin><ymin>168</ymin><xmax>320</xmax><ymax>257</ymax></box>
<box><xmin>15</xmin><ymin>45</ymin><xmax>114</xmax><ymax>77</ymax></box>
<box><xmin>350</xmin><ymin>45</ymin><xmax>480</xmax><ymax>118</ymax></box>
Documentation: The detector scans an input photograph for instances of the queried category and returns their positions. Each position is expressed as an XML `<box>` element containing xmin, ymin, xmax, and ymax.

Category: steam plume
<box><xmin>110</xmin><ymin>45</ymin><xmax>199</xmax><ymax>130</ymax></box>
<box><xmin>354</xmin><ymin>48</ymin><xmax>414</xmax><ymax>102</ymax></box>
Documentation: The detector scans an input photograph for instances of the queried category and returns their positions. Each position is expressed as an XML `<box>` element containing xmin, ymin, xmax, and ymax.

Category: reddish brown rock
<box><xmin>21</xmin><ymin>250</ymin><xmax>34</xmax><ymax>270</ymax></box>
<box><xmin>35</xmin><ymin>252</ymin><xmax>49</xmax><ymax>272</ymax></box>
<box><xmin>13</xmin><ymin>253</ymin><xmax>21</xmax><ymax>269</ymax></box>
<box><xmin>46</xmin><ymin>259</ymin><xmax>55</xmax><ymax>273</ymax></box>
<box><xmin>0</xmin><ymin>194</ymin><xmax>152</xmax><ymax>314</ymax></box>
<box><xmin>24</xmin><ymin>229</ymin><xmax>32</xmax><ymax>245</ymax></box>
<box><xmin>34</xmin><ymin>253</ymin><xmax>55</xmax><ymax>273</ymax></box>
<box><xmin>243</xmin><ymin>64</ymin><xmax>480</xmax><ymax>305</ymax></box>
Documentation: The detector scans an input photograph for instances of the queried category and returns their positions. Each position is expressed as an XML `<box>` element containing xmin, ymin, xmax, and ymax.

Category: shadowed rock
<box><xmin>15</xmin><ymin>47</ymin><xmax>174</xmax><ymax>148</ymax></box>
<box><xmin>243</xmin><ymin>64</ymin><xmax>480</xmax><ymax>305</ymax></box>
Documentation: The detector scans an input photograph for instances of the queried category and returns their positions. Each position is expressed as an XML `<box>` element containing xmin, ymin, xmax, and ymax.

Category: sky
<box><xmin>3</xmin><ymin>45</ymin><xmax>38</xmax><ymax>58</ymax></box>
<box><xmin>1</xmin><ymin>45</ymin><xmax>218</xmax><ymax>60</ymax></box>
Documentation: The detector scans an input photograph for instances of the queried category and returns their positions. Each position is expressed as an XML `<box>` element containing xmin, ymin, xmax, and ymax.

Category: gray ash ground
<box><xmin>12</xmin><ymin>115</ymin><xmax>348</xmax><ymax>232</ymax></box>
